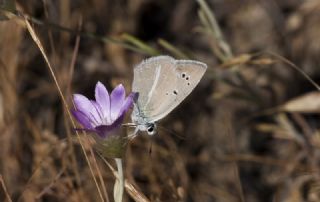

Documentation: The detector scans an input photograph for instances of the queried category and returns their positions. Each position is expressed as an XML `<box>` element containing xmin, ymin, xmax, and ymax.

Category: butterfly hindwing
<box><xmin>132</xmin><ymin>56</ymin><xmax>207</xmax><ymax>123</ymax></box>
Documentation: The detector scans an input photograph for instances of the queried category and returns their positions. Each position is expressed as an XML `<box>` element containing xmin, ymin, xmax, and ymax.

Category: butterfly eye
<box><xmin>147</xmin><ymin>124</ymin><xmax>156</xmax><ymax>135</ymax></box>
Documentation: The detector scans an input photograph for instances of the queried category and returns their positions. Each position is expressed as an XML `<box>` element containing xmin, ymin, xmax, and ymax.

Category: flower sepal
<box><xmin>93</xmin><ymin>127</ymin><xmax>127</xmax><ymax>159</ymax></box>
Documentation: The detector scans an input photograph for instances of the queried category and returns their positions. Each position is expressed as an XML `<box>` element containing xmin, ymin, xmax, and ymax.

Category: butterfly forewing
<box><xmin>132</xmin><ymin>56</ymin><xmax>174</xmax><ymax>111</ymax></box>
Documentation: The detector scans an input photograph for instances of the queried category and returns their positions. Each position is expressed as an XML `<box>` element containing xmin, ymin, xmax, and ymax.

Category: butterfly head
<box><xmin>132</xmin><ymin>122</ymin><xmax>157</xmax><ymax>136</ymax></box>
<box><xmin>132</xmin><ymin>103</ymin><xmax>157</xmax><ymax>136</ymax></box>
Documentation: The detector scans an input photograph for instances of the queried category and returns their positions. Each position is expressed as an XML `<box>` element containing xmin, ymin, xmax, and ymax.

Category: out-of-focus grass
<box><xmin>1</xmin><ymin>0</ymin><xmax>320</xmax><ymax>202</ymax></box>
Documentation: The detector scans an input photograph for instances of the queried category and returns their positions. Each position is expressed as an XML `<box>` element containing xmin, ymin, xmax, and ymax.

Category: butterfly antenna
<box><xmin>124</xmin><ymin>126</ymin><xmax>140</xmax><ymax>141</ymax></box>
<box><xmin>158</xmin><ymin>125</ymin><xmax>186</xmax><ymax>140</ymax></box>
<box><xmin>122</xmin><ymin>122</ymin><xmax>137</xmax><ymax>127</ymax></box>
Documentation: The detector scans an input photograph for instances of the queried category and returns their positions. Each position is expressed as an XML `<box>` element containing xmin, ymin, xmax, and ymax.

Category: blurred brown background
<box><xmin>1</xmin><ymin>0</ymin><xmax>320</xmax><ymax>201</ymax></box>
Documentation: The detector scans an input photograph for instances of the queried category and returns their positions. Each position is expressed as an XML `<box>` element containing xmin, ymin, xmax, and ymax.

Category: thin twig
<box><xmin>266</xmin><ymin>51</ymin><xmax>320</xmax><ymax>91</ymax></box>
<box><xmin>36</xmin><ymin>170</ymin><xmax>64</xmax><ymax>199</ymax></box>
<box><xmin>0</xmin><ymin>175</ymin><xmax>12</xmax><ymax>202</ymax></box>
<box><xmin>65</xmin><ymin>17</ymin><xmax>82</xmax><ymax>187</ymax></box>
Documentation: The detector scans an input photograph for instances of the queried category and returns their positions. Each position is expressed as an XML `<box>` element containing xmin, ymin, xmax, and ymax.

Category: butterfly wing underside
<box><xmin>132</xmin><ymin>56</ymin><xmax>207</xmax><ymax>123</ymax></box>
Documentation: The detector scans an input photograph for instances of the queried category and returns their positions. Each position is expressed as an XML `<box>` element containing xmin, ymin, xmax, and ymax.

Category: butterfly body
<box><xmin>131</xmin><ymin>103</ymin><xmax>157</xmax><ymax>135</ymax></box>
<box><xmin>131</xmin><ymin>56</ymin><xmax>207</xmax><ymax>136</ymax></box>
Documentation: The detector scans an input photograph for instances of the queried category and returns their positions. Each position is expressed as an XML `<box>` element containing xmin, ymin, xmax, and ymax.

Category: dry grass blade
<box><xmin>0</xmin><ymin>175</ymin><xmax>12</xmax><ymax>202</ymax></box>
<box><xmin>281</xmin><ymin>91</ymin><xmax>320</xmax><ymax>113</ymax></box>
<box><xmin>219</xmin><ymin>54</ymin><xmax>252</xmax><ymax>68</ymax></box>
<box><xmin>124</xmin><ymin>181</ymin><xmax>150</xmax><ymax>202</ymax></box>
<box><xmin>23</xmin><ymin>17</ymin><xmax>105</xmax><ymax>202</ymax></box>
<box><xmin>59</xmin><ymin>17</ymin><xmax>83</xmax><ymax>196</ymax></box>
<box><xmin>267</xmin><ymin>52</ymin><xmax>320</xmax><ymax>91</ymax></box>
<box><xmin>157</xmin><ymin>38</ymin><xmax>190</xmax><ymax>59</ymax></box>
<box><xmin>121</xmin><ymin>33</ymin><xmax>161</xmax><ymax>56</ymax></box>
<box><xmin>197</xmin><ymin>0</ymin><xmax>233</xmax><ymax>61</ymax></box>
<box><xmin>218</xmin><ymin>52</ymin><xmax>275</xmax><ymax>69</ymax></box>
<box><xmin>276</xmin><ymin>113</ymin><xmax>305</xmax><ymax>144</ymax></box>
<box><xmin>35</xmin><ymin>170</ymin><xmax>64</xmax><ymax>199</ymax></box>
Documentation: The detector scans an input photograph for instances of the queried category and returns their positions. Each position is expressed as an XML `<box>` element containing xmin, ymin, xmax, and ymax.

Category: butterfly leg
<box><xmin>127</xmin><ymin>126</ymin><xmax>139</xmax><ymax>140</ymax></box>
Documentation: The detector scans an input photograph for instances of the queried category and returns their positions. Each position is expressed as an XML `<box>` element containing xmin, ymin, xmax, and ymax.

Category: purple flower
<box><xmin>72</xmin><ymin>81</ymin><xmax>136</xmax><ymax>139</ymax></box>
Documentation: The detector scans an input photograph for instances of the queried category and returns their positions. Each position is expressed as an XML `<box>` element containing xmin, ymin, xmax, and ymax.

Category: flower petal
<box><xmin>110</xmin><ymin>84</ymin><xmax>125</xmax><ymax>121</ymax></box>
<box><xmin>91</xmin><ymin>100</ymin><xmax>104</xmax><ymax>122</ymax></box>
<box><xmin>119</xmin><ymin>92</ymin><xmax>137</xmax><ymax>115</ymax></box>
<box><xmin>73</xmin><ymin>94</ymin><xmax>101</xmax><ymax>125</ymax></box>
<box><xmin>71</xmin><ymin>110</ymin><xmax>93</xmax><ymax>129</ymax></box>
<box><xmin>95</xmin><ymin>81</ymin><xmax>111</xmax><ymax>121</ymax></box>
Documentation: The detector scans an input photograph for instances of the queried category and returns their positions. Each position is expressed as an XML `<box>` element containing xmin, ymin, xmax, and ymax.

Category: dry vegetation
<box><xmin>1</xmin><ymin>0</ymin><xmax>320</xmax><ymax>201</ymax></box>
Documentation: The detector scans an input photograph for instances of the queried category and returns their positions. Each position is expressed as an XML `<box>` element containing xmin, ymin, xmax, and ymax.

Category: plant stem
<box><xmin>114</xmin><ymin>158</ymin><xmax>124</xmax><ymax>202</ymax></box>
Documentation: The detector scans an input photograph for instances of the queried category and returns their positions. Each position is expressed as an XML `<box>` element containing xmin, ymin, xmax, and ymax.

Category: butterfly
<box><xmin>130</xmin><ymin>56</ymin><xmax>207</xmax><ymax>136</ymax></box>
